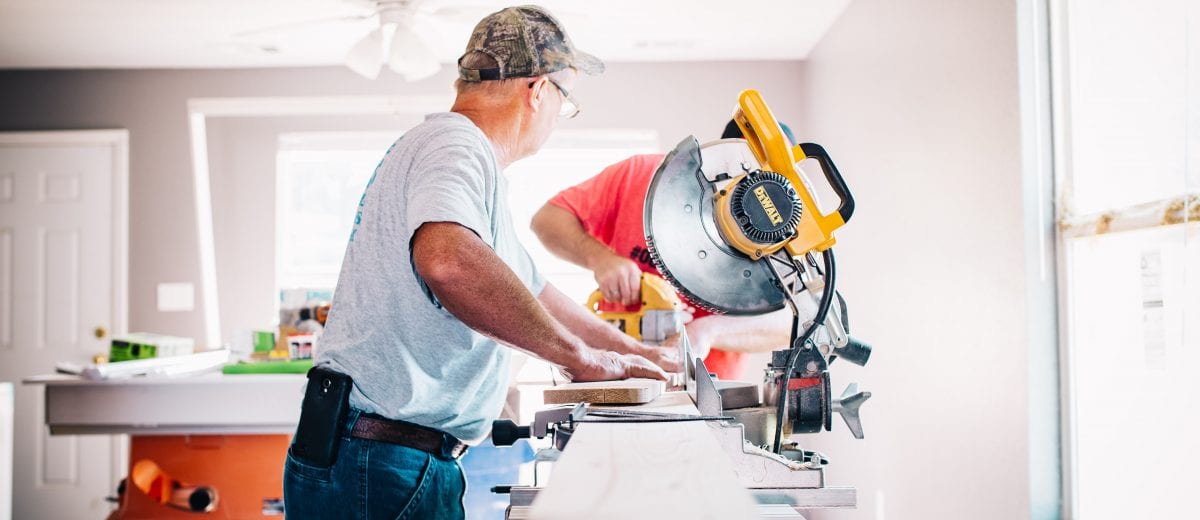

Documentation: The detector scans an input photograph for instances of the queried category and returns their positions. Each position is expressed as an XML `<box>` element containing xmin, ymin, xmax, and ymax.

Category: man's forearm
<box><xmin>412</xmin><ymin>223</ymin><xmax>596</xmax><ymax>370</ymax></box>
<box><xmin>538</xmin><ymin>283</ymin><xmax>644</xmax><ymax>355</ymax></box>
<box><xmin>692</xmin><ymin>308</ymin><xmax>793</xmax><ymax>353</ymax></box>
<box><xmin>531</xmin><ymin>203</ymin><xmax>615</xmax><ymax>270</ymax></box>
<box><xmin>532</xmin><ymin>203</ymin><xmax>643</xmax><ymax>304</ymax></box>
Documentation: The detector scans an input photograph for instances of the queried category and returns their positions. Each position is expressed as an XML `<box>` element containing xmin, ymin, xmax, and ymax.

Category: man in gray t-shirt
<box><xmin>283</xmin><ymin>6</ymin><xmax>678</xmax><ymax>520</ymax></box>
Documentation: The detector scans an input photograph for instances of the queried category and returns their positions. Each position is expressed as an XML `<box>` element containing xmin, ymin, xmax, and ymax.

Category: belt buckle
<box><xmin>442</xmin><ymin>433</ymin><xmax>468</xmax><ymax>460</ymax></box>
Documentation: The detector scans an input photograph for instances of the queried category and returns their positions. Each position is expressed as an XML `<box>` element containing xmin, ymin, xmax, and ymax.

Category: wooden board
<box><xmin>542</xmin><ymin>378</ymin><xmax>664</xmax><ymax>405</ymax></box>
<box><xmin>527</xmin><ymin>391</ymin><xmax>758</xmax><ymax>519</ymax></box>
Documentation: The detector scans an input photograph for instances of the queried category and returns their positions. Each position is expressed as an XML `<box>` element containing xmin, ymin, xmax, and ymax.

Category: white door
<box><xmin>0</xmin><ymin>130</ymin><xmax>128</xmax><ymax>519</ymax></box>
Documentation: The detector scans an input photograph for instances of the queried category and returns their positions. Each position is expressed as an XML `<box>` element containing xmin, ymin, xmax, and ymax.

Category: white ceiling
<box><xmin>0</xmin><ymin>0</ymin><xmax>850</xmax><ymax>70</ymax></box>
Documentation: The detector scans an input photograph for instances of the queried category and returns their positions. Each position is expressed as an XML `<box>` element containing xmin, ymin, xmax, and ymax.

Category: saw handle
<box><xmin>796</xmin><ymin>142</ymin><xmax>855</xmax><ymax>225</ymax></box>
<box><xmin>587</xmin><ymin>289</ymin><xmax>629</xmax><ymax>312</ymax></box>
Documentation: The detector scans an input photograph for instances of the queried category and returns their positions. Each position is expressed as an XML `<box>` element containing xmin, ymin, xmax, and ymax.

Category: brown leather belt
<box><xmin>350</xmin><ymin>414</ymin><xmax>468</xmax><ymax>460</ymax></box>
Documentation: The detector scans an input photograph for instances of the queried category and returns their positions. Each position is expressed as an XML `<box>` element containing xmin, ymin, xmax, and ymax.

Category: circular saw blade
<box><xmin>644</xmin><ymin>137</ymin><xmax>786</xmax><ymax>315</ymax></box>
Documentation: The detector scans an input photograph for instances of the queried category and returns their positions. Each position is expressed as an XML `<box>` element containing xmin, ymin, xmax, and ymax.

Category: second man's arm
<box><xmin>531</xmin><ymin>203</ymin><xmax>642</xmax><ymax>306</ymax></box>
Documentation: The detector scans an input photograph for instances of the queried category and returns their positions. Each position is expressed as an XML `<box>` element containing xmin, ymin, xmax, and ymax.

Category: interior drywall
<box><xmin>794</xmin><ymin>0</ymin><xmax>1034</xmax><ymax>519</ymax></box>
<box><xmin>0</xmin><ymin>62</ymin><xmax>804</xmax><ymax>344</ymax></box>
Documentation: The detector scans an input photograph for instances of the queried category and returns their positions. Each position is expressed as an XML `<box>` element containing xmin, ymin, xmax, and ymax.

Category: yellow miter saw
<box><xmin>488</xmin><ymin>90</ymin><xmax>875</xmax><ymax>515</ymax></box>
<box><xmin>645</xmin><ymin>89</ymin><xmax>874</xmax><ymax>455</ymax></box>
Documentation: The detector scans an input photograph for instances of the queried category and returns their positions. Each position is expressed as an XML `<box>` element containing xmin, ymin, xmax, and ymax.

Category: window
<box><xmin>503</xmin><ymin>130</ymin><xmax>660</xmax><ymax>304</ymax></box>
<box><xmin>276</xmin><ymin>132</ymin><xmax>399</xmax><ymax>294</ymax></box>
<box><xmin>276</xmin><ymin>129</ymin><xmax>659</xmax><ymax>302</ymax></box>
<box><xmin>1052</xmin><ymin>1</ymin><xmax>1198</xmax><ymax>517</ymax></box>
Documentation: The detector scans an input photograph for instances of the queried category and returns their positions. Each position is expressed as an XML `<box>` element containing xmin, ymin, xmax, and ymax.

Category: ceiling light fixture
<box><xmin>345</xmin><ymin>0</ymin><xmax>440</xmax><ymax>81</ymax></box>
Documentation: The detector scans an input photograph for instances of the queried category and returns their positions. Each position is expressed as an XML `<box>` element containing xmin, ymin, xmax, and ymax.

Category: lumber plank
<box><xmin>542</xmin><ymin>378</ymin><xmax>664</xmax><ymax>405</ymax></box>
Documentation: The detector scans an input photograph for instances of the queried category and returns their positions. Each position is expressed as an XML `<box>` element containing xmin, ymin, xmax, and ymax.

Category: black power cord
<box><xmin>771</xmin><ymin>248</ymin><xmax>837</xmax><ymax>454</ymax></box>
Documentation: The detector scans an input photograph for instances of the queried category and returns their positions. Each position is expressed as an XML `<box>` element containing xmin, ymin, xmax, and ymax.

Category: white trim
<box><xmin>185</xmin><ymin>95</ymin><xmax>453</xmax><ymax>347</ymax></box>
<box><xmin>1017</xmin><ymin>1</ymin><xmax>1064</xmax><ymax>518</ymax></box>
<box><xmin>187</xmin><ymin>113</ymin><xmax>221</xmax><ymax>348</ymax></box>
<box><xmin>1048</xmin><ymin>1</ymin><xmax>1078</xmax><ymax>517</ymax></box>
<box><xmin>0</xmin><ymin>130</ymin><xmax>128</xmax><ymax>147</ymax></box>
<box><xmin>187</xmin><ymin>95</ymin><xmax>451</xmax><ymax>118</ymax></box>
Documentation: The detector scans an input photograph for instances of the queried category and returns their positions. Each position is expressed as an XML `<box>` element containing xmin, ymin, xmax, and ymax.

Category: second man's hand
<box><xmin>589</xmin><ymin>254</ymin><xmax>642</xmax><ymax>306</ymax></box>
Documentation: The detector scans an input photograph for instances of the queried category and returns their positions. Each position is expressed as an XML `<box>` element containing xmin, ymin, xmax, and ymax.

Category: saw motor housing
<box><xmin>717</xmin><ymin>90</ymin><xmax>855</xmax><ymax>259</ymax></box>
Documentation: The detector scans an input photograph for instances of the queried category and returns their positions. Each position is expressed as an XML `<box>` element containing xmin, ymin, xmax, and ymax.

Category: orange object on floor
<box><xmin>108</xmin><ymin>434</ymin><xmax>290</xmax><ymax>519</ymax></box>
<box><xmin>130</xmin><ymin>458</ymin><xmax>219</xmax><ymax>512</ymax></box>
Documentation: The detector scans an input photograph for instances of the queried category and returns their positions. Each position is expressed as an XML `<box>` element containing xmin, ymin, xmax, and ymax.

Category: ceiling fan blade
<box><xmin>234</xmin><ymin>14</ymin><xmax>373</xmax><ymax>39</ymax></box>
<box><xmin>387</xmin><ymin>25</ymin><xmax>441</xmax><ymax>81</ymax></box>
<box><xmin>346</xmin><ymin>26</ymin><xmax>386</xmax><ymax>79</ymax></box>
<box><xmin>427</xmin><ymin>5</ymin><xmax>592</xmax><ymax>22</ymax></box>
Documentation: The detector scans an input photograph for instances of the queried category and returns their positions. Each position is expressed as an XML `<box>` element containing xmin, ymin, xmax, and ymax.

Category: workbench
<box><xmin>25</xmin><ymin>373</ymin><xmax>304</xmax><ymax>435</ymax></box>
<box><xmin>25</xmin><ymin>373</ymin><xmax>304</xmax><ymax>519</ymax></box>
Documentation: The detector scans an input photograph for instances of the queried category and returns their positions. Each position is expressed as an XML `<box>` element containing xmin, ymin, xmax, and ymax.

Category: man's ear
<box><xmin>527</xmin><ymin>76</ymin><xmax>549</xmax><ymax>112</ymax></box>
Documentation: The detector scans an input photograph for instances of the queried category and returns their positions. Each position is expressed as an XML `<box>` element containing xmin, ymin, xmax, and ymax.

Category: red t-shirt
<box><xmin>548</xmin><ymin>154</ymin><xmax>746</xmax><ymax>380</ymax></box>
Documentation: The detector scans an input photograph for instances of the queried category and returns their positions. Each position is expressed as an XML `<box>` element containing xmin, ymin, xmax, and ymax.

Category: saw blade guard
<box><xmin>643</xmin><ymin>136</ymin><xmax>788</xmax><ymax>315</ymax></box>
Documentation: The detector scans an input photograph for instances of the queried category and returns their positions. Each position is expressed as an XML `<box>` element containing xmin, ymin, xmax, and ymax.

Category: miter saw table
<box><xmin>492</xmin><ymin>353</ymin><xmax>854</xmax><ymax>519</ymax></box>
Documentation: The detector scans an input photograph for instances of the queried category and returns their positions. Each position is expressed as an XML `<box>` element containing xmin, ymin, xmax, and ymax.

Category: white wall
<box><xmin>795</xmin><ymin>0</ymin><xmax>1035</xmax><ymax>519</ymax></box>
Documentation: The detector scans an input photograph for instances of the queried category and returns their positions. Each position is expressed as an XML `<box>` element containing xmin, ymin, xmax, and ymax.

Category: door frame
<box><xmin>0</xmin><ymin>128</ymin><xmax>130</xmax><ymax>489</ymax></box>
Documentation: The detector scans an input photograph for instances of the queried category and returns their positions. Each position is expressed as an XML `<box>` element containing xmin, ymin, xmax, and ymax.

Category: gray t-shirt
<box><xmin>317</xmin><ymin>112</ymin><xmax>545</xmax><ymax>443</ymax></box>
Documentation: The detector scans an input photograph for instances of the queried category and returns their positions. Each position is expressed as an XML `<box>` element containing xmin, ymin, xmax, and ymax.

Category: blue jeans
<box><xmin>283</xmin><ymin>409</ymin><xmax>467</xmax><ymax>520</ymax></box>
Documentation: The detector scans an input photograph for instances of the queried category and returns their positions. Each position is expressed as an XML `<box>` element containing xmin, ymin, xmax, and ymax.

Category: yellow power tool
<box><xmin>644</xmin><ymin>89</ymin><xmax>872</xmax><ymax>451</ymax></box>
<box><xmin>587</xmin><ymin>273</ymin><xmax>686</xmax><ymax>344</ymax></box>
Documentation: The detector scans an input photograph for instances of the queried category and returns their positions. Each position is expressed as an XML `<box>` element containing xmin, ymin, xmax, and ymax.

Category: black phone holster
<box><xmin>290</xmin><ymin>365</ymin><xmax>354</xmax><ymax>468</ymax></box>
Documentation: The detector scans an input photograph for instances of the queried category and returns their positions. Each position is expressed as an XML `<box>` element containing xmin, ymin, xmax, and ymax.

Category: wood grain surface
<box><xmin>542</xmin><ymin>378</ymin><xmax>664</xmax><ymax>404</ymax></box>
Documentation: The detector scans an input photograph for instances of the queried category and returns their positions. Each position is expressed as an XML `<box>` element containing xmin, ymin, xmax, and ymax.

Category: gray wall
<box><xmin>796</xmin><ymin>0</ymin><xmax>1035</xmax><ymax>519</ymax></box>
<box><xmin>0</xmin><ymin>62</ymin><xmax>805</xmax><ymax>342</ymax></box>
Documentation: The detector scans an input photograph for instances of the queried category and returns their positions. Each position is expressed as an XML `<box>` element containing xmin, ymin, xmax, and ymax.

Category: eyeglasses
<box><xmin>546</xmin><ymin>77</ymin><xmax>580</xmax><ymax>119</ymax></box>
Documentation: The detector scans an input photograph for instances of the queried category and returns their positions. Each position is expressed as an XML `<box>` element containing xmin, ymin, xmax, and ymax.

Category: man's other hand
<box><xmin>663</xmin><ymin>318</ymin><xmax>713</xmax><ymax>362</ymax></box>
<box><xmin>592</xmin><ymin>255</ymin><xmax>642</xmax><ymax>305</ymax></box>
<box><xmin>639</xmin><ymin>343</ymin><xmax>682</xmax><ymax>373</ymax></box>
<box><xmin>566</xmin><ymin>350</ymin><xmax>669</xmax><ymax>382</ymax></box>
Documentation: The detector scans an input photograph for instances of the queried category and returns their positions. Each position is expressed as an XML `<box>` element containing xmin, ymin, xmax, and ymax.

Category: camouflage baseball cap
<box><xmin>458</xmin><ymin>5</ymin><xmax>604</xmax><ymax>82</ymax></box>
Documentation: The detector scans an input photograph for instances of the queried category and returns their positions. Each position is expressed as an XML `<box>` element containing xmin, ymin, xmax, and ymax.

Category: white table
<box><xmin>23</xmin><ymin>373</ymin><xmax>305</xmax><ymax>435</ymax></box>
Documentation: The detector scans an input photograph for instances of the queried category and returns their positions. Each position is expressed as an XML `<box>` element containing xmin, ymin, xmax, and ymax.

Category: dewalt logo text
<box><xmin>754</xmin><ymin>186</ymin><xmax>784</xmax><ymax>226</ymax></box>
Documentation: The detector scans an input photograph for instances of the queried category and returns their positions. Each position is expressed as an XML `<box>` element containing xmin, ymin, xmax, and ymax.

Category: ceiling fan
<box><xmin>236</xmin><ymin>0</ymin><xmax>486</xmax><ymax>81</ymax></box>
<box><xmin>345</xmin><ymin>0</ymin><xmax>442</xmax><ymax>80</ymax></box>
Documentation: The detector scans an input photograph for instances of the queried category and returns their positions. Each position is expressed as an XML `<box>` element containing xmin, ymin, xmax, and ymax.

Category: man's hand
<box><xmin>637</xmin><ymin>343</ymin><xmax>682</xmax><ymax>373</ymax></box>
<box><xmin>591</xmin><ymin>254</ymin><xmax>642</xmax><ymax>305</ymax></box>
<box><xmin>532</xmin><ymin>204</ymin><xmax>643</xmax><ymax>305</ymax></box>
<box><xmin>564</xmin><ymin>350</ymin><xmax>669</xmax><ymax>382</ymax></box>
